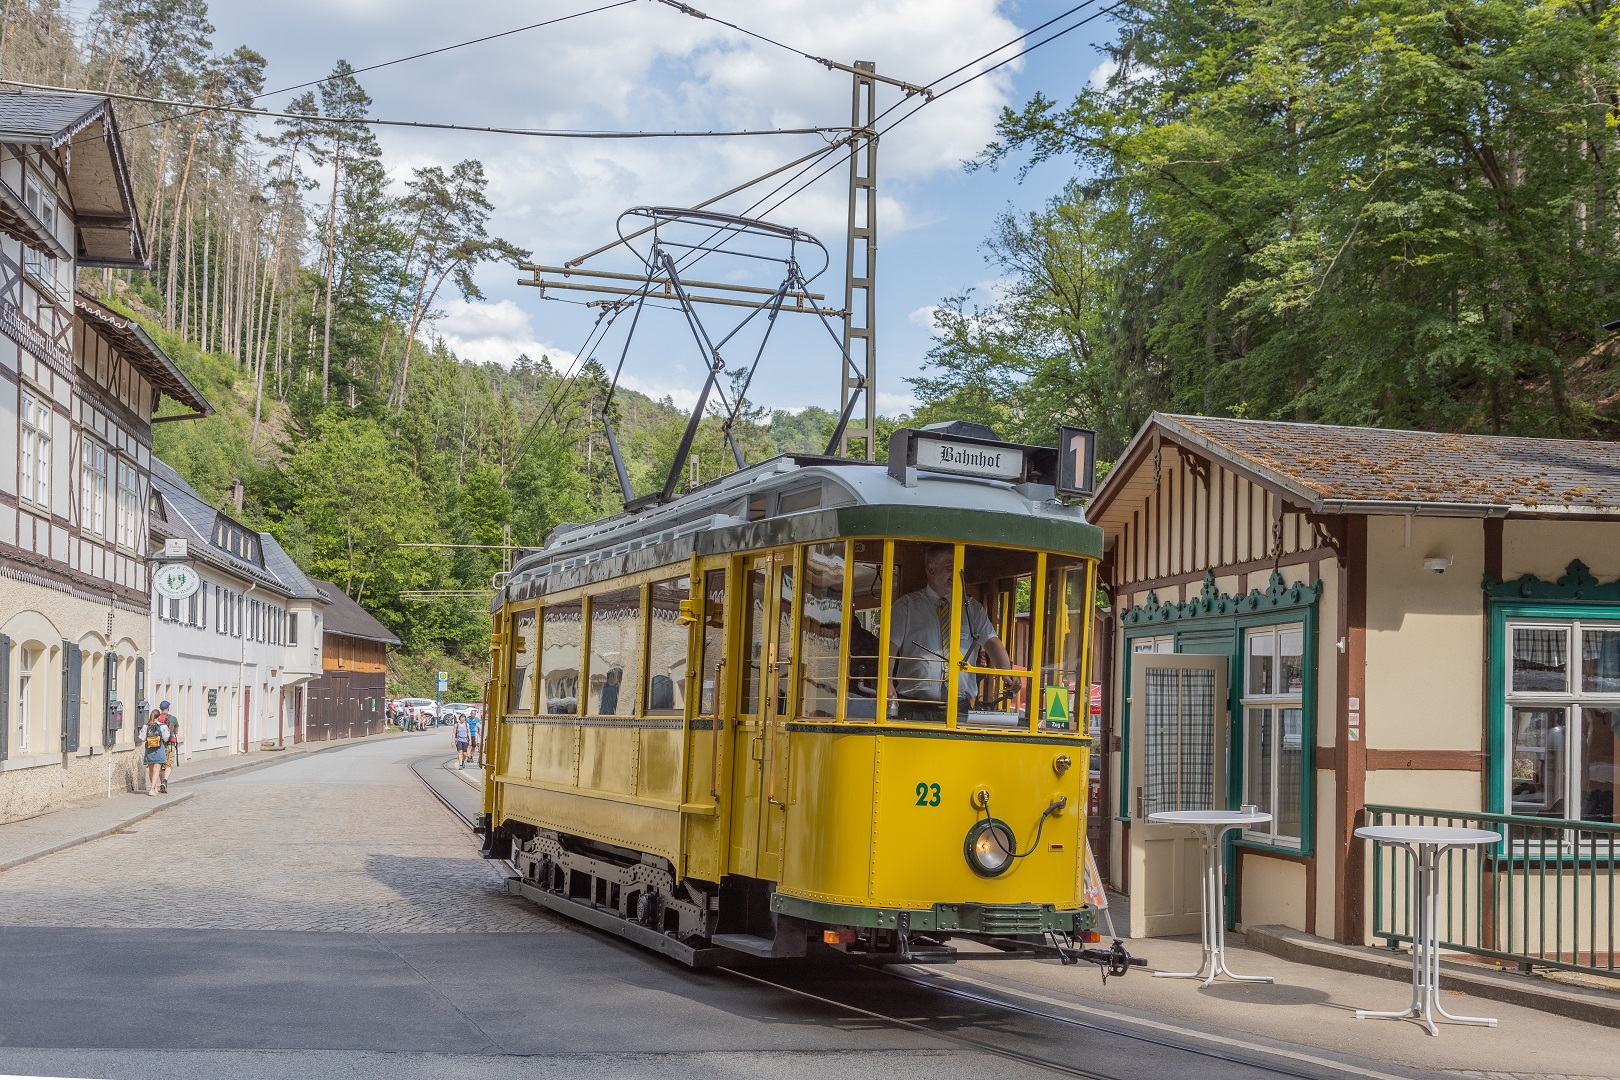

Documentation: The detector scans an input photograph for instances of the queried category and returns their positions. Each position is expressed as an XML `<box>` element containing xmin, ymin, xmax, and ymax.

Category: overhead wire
<box><xmin>665</xmin><ymin>0</ymin><xmax>1117</xmax><ymax>279</ymax></box>
<box><xmin>0</xmin><ymin>77</ymin><xmax>846</xmax><ymax>139</ymax></box>
<box><xmin>120</xmin><ymin>0</ymin><xmax>642</xmax><ymax>133</ymax></box>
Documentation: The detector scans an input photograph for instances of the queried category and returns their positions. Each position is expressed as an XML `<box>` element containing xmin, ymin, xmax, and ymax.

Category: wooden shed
<box><xmin>303</xmin><ymin>581</ymin><xmax>398</xmax><ymax>743</ymax></box>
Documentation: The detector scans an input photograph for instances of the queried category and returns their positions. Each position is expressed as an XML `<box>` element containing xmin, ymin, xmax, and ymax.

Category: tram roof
<box><xmin>503</xmin><ymin>451</ymin><xmax>1102</xmax><ymax>604</ymax></box>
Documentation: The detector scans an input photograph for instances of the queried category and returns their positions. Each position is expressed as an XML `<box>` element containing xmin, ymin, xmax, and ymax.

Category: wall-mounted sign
<box><xmin>153</xmin><ymin>563</ymin><xmax>201</xmax><ymax>600</ymax></box>
<box><xmin>163</xmin><ymin>538</ymin><xmax>188</xmax><ymax>559</ymax></box>
<box><xmin>207</xmin><ymin>688</ymin><xmax>218</xmax><ymax>717</ymax></box>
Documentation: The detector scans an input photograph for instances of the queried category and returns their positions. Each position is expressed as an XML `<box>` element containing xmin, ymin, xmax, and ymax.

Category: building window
<box><xmin>22</xmin><ymin>173</ymin><xmax>58</xmax><ymax>293</ymax></box>
<box><xmin>1506</xmin><ymin>619</ymin><xmax>1620</xmax><ymax>829</ymax></box>
<box><xmin>16</xmin><ymin>646</ymin><xmax>34</xmax><ymax>754</ymax></box>
<box><xmin>289</xmin><ymin>612</ymin><xmax>298</xmax><ymax>646</ymax></box>
<box><xmin>19</xmin><ymin>389</ymin><xmax>50</xmax><ymax>511</ymax></box>
<box><xmin>115</xmin><ymin>458</ymin><xmax>139</xmax><ymax>549</ymax></box>
<box><xmin>81</xmin><ymin>436</ymin><xmax>107</xmax><ymax>537</ymax></box>
<box><xmin>1242</xmin><ymin>623</ymin><xmax>1305</xmax><ymax>848</ymax></box>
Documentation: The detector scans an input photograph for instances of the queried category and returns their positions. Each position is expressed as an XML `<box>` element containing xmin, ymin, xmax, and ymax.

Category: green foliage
<box><xmin>915</xmin><ymin>0</ymin><xmax>1620</xmax><ymax>454</ymax></box>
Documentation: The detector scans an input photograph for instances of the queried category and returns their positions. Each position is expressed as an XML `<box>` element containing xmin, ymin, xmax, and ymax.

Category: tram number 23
<box><xmin>914</xmin><ymin>782</ymin><xmax>942</xmax><ymax>807</ymax></box>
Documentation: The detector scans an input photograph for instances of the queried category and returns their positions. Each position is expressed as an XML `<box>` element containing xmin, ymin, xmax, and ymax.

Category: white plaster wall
<box><xmin>1363</xmin><ymin>516</ymin><xmax>1485</xmax><ymax>753</ymax></box>
<box><xmin>1239</xmin><ymin>856</ymin><xmax>1305</xmax><ymax>930</ymax></box>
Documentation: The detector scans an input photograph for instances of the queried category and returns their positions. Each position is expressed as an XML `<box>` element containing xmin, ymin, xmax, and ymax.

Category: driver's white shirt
<box><xmin>888</xmin><ymin>585</ymin><xmax>998</xmax><ymax>701</ymax></box>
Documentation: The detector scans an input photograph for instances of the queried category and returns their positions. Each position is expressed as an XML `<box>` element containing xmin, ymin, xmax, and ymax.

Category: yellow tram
<box><xmin>482</xmin><ymin>424</ymin><xmax>1133</xmax><ymax>969</ymax></box>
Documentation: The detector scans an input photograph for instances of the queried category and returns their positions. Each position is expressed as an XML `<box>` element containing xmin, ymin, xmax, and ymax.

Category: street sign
<box><xmin>437</xmin><ymin>671</ymin><xmax>448</xmax><ymax>692</ymax></box>
<box><xmin>207</xmin><ymin>689</ymin><xmax>218</xmax><ymax>717</ymax></box>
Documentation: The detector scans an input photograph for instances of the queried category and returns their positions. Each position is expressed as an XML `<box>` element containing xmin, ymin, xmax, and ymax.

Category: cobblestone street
<box><xmin>0</xmin><ymin>734</ymin><xmax>564</xmax><ymax>934</ymax></box>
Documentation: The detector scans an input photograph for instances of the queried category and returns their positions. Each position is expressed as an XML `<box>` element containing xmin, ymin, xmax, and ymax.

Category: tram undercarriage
<box><xmin>496</xmin><ymin>824</ymin><xmax>1142</xmax><ymax>977</ymax></box>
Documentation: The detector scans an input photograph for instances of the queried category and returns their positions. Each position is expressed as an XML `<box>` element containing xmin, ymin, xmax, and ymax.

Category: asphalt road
<box><xmin>0</xmin><ymin>734</ymin><xmax>1443</xmax><ymax>1080</ymax></box>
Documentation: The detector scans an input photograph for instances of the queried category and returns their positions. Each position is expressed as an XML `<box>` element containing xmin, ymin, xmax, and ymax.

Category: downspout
<box><xmin>239</xmin><ymin>582</ymin><xmax>257</xmax><ymax>753</ymax></box>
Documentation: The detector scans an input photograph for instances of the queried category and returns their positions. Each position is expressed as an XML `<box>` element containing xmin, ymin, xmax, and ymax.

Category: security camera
<box><xmin>1423</xmin><ymin>556</ymin><xmax>1451</xmax><ymax>574</ymax></box>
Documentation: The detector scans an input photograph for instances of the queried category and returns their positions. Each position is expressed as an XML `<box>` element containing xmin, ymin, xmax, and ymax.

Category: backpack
<box><xmin>144</xmin><ymin>724</ymin><xmax>164</xmax><ymax>751</ymax></box>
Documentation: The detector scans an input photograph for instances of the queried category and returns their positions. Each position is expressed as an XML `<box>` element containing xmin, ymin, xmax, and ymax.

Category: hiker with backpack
<box><xmin>453</xmin><ymin>715</ymin><xmax>472</xmax><ymax>770</ymax></box>
<box><xmin>142</xmin><ymin>710</ymin><xmax>171</xmax><ymax>796</ymax></box>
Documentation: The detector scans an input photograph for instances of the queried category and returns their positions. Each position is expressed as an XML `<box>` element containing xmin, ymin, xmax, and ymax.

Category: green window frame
<box><xmin>1486</xmin><ymin>605</ymin><xmax>1620</xmax><ymax>823</ymax></box>
<box><xmin>1117</xmin><ymin>571</ymin><xmax>1320</xmax><ymax>858</ymax></box>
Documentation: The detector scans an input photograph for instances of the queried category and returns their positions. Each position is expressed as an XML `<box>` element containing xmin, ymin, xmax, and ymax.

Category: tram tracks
<box><xmin>408</xmin><ymin>757</ymin><xmax>1433</xmax><ymax>1080</ymax></box>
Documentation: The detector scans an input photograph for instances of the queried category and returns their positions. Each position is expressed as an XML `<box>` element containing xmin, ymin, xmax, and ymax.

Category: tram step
<box><xmin>712</xmin><ymin>932</ymin><xmax>800</xmax><ymax>958</ymax></box>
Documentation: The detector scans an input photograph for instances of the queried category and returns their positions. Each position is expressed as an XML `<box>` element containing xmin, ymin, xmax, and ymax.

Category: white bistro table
<box><xmin>1146</xmin><ymin>809</ymin><xmax>1274</xmax><ymax>987</ymax></box>
<box><xmin>1354</xmin><ymin>824</ymin><xmax>1502</xmax><ymax>1037</ymax></box>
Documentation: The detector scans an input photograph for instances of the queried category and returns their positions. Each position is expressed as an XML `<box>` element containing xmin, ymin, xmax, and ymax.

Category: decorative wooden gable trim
<box><xmin>1482</xmin><ymin>559</ymin><xmax>1620</xmax><ymax>602</ymax></box>
<box><xmin>1121</xmin><ymin>568</ymin><xmax>1323</xmax><ymax>626</ymax></box>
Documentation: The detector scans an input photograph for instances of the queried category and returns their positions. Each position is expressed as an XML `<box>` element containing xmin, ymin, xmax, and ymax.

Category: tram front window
<box><xmin>888</xmin><ymin>542</ymin><xmax>1030</xmax><ymax>726</ymax></box>
<box><xmin>1040</xmin><ymin>558</ymin><xmax>1090</xmax><ymax>733</ymax></box>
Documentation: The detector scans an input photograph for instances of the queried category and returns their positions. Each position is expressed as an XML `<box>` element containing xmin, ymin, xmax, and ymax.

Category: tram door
<box><xmin>1127</xmin><ymin>653</ymin><xmax>1228</xmax><ymax>938</ymax></box>
<box><xmin>728</xmin><ymin>552</ymin><xmax>794</xmax><ymax>880</ymax></box>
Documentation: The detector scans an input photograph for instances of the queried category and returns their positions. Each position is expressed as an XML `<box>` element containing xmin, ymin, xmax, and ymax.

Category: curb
<box><xmin>0</xmin><ymin>791</ymin><xmax>194</xmax><ymax>872</ymax></box>
<box><xmin>1245</xmin><ymin>924</ymin><xmax>1620</xmax><ymax>1029</ymax></box>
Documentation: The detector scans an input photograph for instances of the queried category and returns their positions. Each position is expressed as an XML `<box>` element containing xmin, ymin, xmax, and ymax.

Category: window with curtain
<box><xmin>81</xmin><ymin>436</ymin><xmax>107</xmax><ymax>537</ymax></box>
<box><xmin>1507</xmin><ymin>619</ymin><xmax>1620</xmax><ymax>832</ymax></box>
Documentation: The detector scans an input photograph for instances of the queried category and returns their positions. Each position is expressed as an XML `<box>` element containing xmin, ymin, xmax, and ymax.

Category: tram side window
<box><xmin>739</xmin><ymin>564</ymin><xmax>768</xmax><ymax>717</ymax></box>
<box><xmin>542</xmin><ymin>599</ymin><xmax>582</xmax><ymax>716</ymax></box>
<box><xmin>846</xmin><ymin>541</ymin><xmax>887</xmax><ymax>720</ymax></box>
<box><xmin>1040</xmin><ymin>558</ymin><xmax>1090</xmax><ymax>731</ymax></box>
<box><xmin>507</xmin><ymin>609</ymin><xmax>539</xmax><ymax>713</ymax></box>
<box><xmin>800</xmin><ymin>542</ymin><xmax>845</xmax><ymax>719</ymax></box>
<box><xmin>588</xmin><ymin>587</ymin><xmax>642</xmax><ymax>717</ymax></box>
<box><xmin>646</xmin><ymin>577</ymin><xmax>689</xmax><ymax>715</ymax></box>
<box><xmin>697</xmin><ymin>569</ymin><xmax>726</xmax><ymax>715</ymax></box>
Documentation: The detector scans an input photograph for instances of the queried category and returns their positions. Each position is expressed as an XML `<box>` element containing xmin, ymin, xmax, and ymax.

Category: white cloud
<box><xmin>908</xmin><ymin>303</ymin><xmax>941</xmax><ymax>335</ymax></box>
<box><xmin>877</xmin><ymin>388</ymin><xmax>919</xmax><ymax>416</ymax></box>
<box><xmin>1088</xmin><ymin>58</ymin><xmax>1117</xmax><ymax>90</ymax></box>
<box><xmin>435</xmin><ymin>298</ymin><xmax>571</xmax><ymax>369</ymax></box>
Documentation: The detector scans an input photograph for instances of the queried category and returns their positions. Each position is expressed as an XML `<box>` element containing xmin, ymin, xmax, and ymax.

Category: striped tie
<box><xmin>936</xmin><ymin>597</ymin><xmax>951</xmax><ymax>655</ymax></box>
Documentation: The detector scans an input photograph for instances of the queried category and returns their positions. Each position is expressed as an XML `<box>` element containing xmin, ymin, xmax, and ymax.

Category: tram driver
<box><xmin>889</xmin><ymin>543</ymin><xmax>1012</xmax><ymax>721</ymax></box>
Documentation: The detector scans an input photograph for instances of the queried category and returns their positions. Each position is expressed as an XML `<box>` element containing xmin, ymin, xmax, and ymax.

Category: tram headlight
<box><xmin>964</xmin><ymin>818</ymin><xmax>1016</xmax><ymax>877</ymax></box>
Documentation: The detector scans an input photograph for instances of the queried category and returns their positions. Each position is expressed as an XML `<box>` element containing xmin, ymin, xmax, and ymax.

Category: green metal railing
<box><xmin>1366</xmin><ymin>804</ymin><xmax>1618</xmax><ymax>978</ymax></box>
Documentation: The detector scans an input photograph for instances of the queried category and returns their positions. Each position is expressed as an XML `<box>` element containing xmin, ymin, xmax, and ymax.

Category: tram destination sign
<box><xmin>887</xmin><ymin>424</ymin><xmax>1094</xmax><ymax>499</ymax></box>
<box><xmin>913</xmin><ymin>435</ymin><xmax>1025</xmax><ymax>482</ymax></box>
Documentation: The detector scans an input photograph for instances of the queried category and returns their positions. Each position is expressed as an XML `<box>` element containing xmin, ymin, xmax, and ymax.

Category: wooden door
<box><xmin>756</xmin><ymin>552</ymin><xmax>796</xmax><ymax>881</ymax></box>
<box><xmin>728</xmin><ymin>556</ymin><xmax>771</xmax><ymax>877</ymax></box>
<box><xmin>1128</xmin><ymin>653</ymin><xmax>1228</xmax><ymax>937</ymax></box>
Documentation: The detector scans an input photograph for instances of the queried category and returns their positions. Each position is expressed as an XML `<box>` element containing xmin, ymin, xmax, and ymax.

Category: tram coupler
<box><xmin>1076</xmin><ymin>939</ymin><xmax>1145</xmax><ymax>983</ymax></box>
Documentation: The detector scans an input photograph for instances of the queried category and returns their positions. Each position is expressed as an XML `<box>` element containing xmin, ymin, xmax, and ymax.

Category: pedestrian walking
<box><xmin>467</xmin><ymin>709</ymin><xmax>481</xmax><ymax>756</ymax></box>
<box><xmin>153</xmin><ymin>700</ymin><xmax>180</xmax><ymax>792</ymax></box>
<box><xmin>453</xmin><ymin>716</ymin><xmax>472</xmax><ymax>769</ymax></box>
<box><xmin>141</xmin><ymin>710</ymin><xmax>170</xmax><ymax>795</ymax></box>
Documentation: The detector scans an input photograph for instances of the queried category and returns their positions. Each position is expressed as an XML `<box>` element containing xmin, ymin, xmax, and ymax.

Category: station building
<box><xmin>1088</xmin><ymin>413</ymin><xmax>1620</xmax><ymax>955</ymax></box>
<box><xmin>0</xmin><ymin>92</ymin><xmax>214</xmax><ymax>823</ymax></box>
<box><xmin>147</xmin><ymin>459</ymin><xmax>326</xmax><ymax>759</ymax></box>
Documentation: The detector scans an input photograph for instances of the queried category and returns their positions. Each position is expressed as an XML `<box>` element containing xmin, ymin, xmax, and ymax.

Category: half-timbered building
<box><xmin>0</xmin><ymin>91</ymin><xmax>210</xmax><ymax>823</ymax></box>
<box><xmin>1089</xmin><ymin>413</ymin><xmax>1620</xmax><ymax>965</ymax></box>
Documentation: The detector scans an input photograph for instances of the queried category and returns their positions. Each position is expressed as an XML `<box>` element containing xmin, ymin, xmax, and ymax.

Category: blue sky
<box><xmin>195</xmin><ymin>0</ymin><xmax>1118</xmax><ymax>415</ymax></box>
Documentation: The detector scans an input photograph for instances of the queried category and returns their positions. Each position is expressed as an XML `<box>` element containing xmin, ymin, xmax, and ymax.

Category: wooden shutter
<box><xmin>104</xmin><ymin>651</ymin><xmax>117</xmax><ymax>746</ymax></box>
<box><xmin>0</xmin><ymin>633</ymin><xmax>10</xmax><ymax>761</ymax></box>
<box><xmin>61</xmin><ymin>642</ymin><xmax>82</xmax><ymax>753</ymax></box>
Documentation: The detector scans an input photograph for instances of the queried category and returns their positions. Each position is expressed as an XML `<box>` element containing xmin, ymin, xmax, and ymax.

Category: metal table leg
<box><xmin>1155</xmin><ymin>824</ymin><xmax>1273</xmax><ymax>985</ymax></box>
<box><xmin>1356</xmin><ymin>843</ymin><xmax>1496</xmax><ymax>1036</ymax></box>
